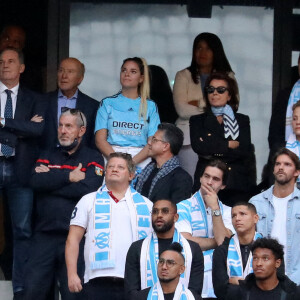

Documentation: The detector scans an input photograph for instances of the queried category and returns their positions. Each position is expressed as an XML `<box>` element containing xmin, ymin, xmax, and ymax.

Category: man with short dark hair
<box><xmin>24</xmin><ymin>109</ymin><xmax>104</xmax><ymax>300</ymax></box>
<box><xmin>212</xmin><ymin>202</ymin><xmax>261</xmax><ymax>299</ymax></box>
<box><xmin>135</xmin><ymin>123</ymin><xmax>193</xmax><ymax>203</ymax></box>
<box><xmin>0</xmin><ymin>47</ymin><xmax>44</xmax><ymax>297</ymax></box>
<box><xmin>66</xmin><ymin>152</ymin><xmax>152</xmax><ymax>300</ymax></box>
<box><xmin>125</xmin><ymin>199</ymin><xmax>204</xmax><ymax>299</ymax></box>
<box><xmin>176</xmin><ymin>159</ymin><xmax>234</xmax><ymax>299</ymax></box>
<box><xmin>227</xmin><ymin>238</ymin><xmax>300</xmax><ymax>300</ymax></box>
<box><xmin>42</xmin><ymin>57</ymin><xmax>99</xmax><ymax>150</ymax></box>
<box><xmin>249</xmin><ymin>147</ymin><xmax>300</xmax><ymax>284</ymax></box>
<box><xmin>138</xmin><ymin>242</ymin><xmax>201</xmax><ymax>300</ymax></box>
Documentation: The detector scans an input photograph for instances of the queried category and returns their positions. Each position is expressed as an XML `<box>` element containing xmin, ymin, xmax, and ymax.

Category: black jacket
<box><xmin>125</xmin><ymin>237</ymin><xmax>204</xmax><ymax>299</ymax></box>
<box><xmin>190</xmin><ymin>111</ymin><xmax>256</xmax><ymax>194</ymax></box>
<box><xmin>226</xmin><ymin>273</ymin><xmax>300</xmax><ymax>300</ymax></box>
<box><xmin>40</xmin><ymin>89</ymin><xmax>99</xmax><ymax>150</ymax></box>
<box><xmin>30</xmin><ymin>144</ymin><xmax>104</xmax><ymax>232</ymax></box>
<box><xmin>136</xmin><ymin>164</ymin><xmax>193</xmax><ymax>204</ymax></box>
<box><xmin>0</xmin><ymin>86</ymin><xmax>45</xmax><ymax>185</ymax></box>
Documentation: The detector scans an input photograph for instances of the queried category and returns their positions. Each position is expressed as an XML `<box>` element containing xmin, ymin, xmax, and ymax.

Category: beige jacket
<box><xmin>173</xmin><ymin>68</ymin><xmax>206</xmax><ymax>145</ymax></box>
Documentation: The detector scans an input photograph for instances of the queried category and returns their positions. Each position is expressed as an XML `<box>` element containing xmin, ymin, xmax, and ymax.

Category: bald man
<box><xmin>41</xmin><ymin>57</ymin><xmax>99</xmax><ymax>150</ymax></box>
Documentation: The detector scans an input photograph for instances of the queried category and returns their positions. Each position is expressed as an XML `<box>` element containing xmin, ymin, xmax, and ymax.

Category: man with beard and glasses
<box><xmin>125</xmin><ymin>199</ymin><xmax>204</xmax><ymax>299</ymax></box>
<box><xmin>23</xmin><ymin>109</ymin><xmax>104</xmax><ymax>300</ymax></box>
<box><xmin>249</xmin><ymin>148</ymin><xmax>300</xmax><ymax>285</ymax></box>
<box><xmin>138</xmin><ymin>243</ymin><xmax>201</xmax><ymax>300</ymax></box>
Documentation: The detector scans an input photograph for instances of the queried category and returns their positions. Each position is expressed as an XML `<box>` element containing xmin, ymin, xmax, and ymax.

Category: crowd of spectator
<box><xmin>0</xmin><ymin>25</ymin><xmax>300</xmax><ymax>300</ymax></box>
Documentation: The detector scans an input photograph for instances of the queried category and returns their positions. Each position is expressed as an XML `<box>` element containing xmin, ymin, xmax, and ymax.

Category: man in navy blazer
<box><xmin>41</xmin><ymin>57</ymin><xmax>99</xmax><ymax>151</ymax></box>
<box><xmin>0</xmin><ymin>47</ymin><xmax>44</xmax><ymax>297</ymax></box>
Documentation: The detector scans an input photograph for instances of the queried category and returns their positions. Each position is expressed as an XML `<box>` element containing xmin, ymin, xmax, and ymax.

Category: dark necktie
<box><xmin>1</xmin><ymin>90</ymin><xmax>14</xmax><ymax>156</ymax></box>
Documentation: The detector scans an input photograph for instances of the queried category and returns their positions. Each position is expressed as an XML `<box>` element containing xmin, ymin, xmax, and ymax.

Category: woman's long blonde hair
<box><xmin>122</xmin><ymin>57</ymin><xmax>150</xmax><ymax>121</ymax></box>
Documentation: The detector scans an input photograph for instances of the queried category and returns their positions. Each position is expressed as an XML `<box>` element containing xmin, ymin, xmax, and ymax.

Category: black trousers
<box><xmin>23</xmin><ymin>231</ymin><xmax>85</xmax><ymax>300</ymax></box>
<box><xmin>84</xmin><ymin>277</ymin><xmax>125</xmax><ymax>300</ymax></box>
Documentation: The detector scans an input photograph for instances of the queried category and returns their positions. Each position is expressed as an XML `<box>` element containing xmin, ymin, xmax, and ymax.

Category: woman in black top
<box><xmin>190</xmin><ymin>72</ymin><xmax>256</xmax><ymax>206</ymax></box>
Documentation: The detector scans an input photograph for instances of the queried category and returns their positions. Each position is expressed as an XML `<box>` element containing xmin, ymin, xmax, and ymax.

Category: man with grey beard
<box><xmin>24</xmin><ymin>109</ymin><xmax>104</xmax><ymax>300</ymax></box>
<box><xmin>125</xmin><ymin>199</ymin><xmax>204</xmax><ymax>299</ymax></box>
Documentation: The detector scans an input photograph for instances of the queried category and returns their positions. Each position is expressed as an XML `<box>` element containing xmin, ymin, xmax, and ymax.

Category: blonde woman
<box><xmin>95</xmin><ymin>57</ymin><xmax>160</xmax><ymax>171</ymax></box>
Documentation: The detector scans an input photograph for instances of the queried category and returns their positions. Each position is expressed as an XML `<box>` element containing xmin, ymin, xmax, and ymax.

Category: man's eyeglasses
<box><xmin>206</xmin><ymin>86</ymin><xmax>228</xmax><ymax>94</ymax></box>
<box><xmin>61</xmin><ymin>107</ymin><xmax>85</xmax><ymax>126</ymax></box>
<box><xmin>151</xmin><ymin>208</ymin><xmax>174</xmax><ymax>216</ymax></box>
<box><xmin>158</xmin><ymin>258</ymin><xmax>181</xmax><ymax>268</ymax></box>
<box><xmin>151</xmin><ymin>136</ymin><xmax>167</xmax><ymax>144</ymax></box>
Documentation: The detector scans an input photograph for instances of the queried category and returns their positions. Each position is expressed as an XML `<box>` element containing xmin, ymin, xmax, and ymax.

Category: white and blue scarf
<box><xmin>177</xmin><ymin>191</ymin><xmax>223</xmax><ymax>272</ymax></box>
<box><xmin>147</xmin><ymin>281</ymin><xmax>195</xmax><ymax>300</ymax></box>
<box><xmin>140</xmin><ymin>229</ymin><xmax>192</xmax><ymax>289</ymax></box>
<box><xmin>285</xmin><ymin>80</ymin><xmax>300</xmax><ymax>140</ymax></box>
<box><xmin>211</xmin><ymin>104</ymin><xmax>239</xmax><ymax>140</ymax></box>
<box><xmin>227</xmin><ymin>232</ymin><xmax>262</xmax><ymax>278</ymax></box>
<box><xmin>90</xmin><ymin>185</ymin><xmax>152</xmax><ymax>270</ymax></box>
<box><xmin>177</xmin><ymin>191</ymin><xmax>226</xmax><ymax>298</ymax></box>
<box><xmin>286</xmin><ymin>133</ymin><xmax>300</xmax><ymax>183</ymax></box>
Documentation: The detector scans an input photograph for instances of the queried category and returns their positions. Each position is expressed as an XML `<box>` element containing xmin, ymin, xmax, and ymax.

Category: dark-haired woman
<box><xmin>95</xmin><ymin>57</ymin><xmax>160</xmax><ymax>170</ymax></box>
<box><xmin>190</xmin><ymin>72</ymin><xmax>255</xmax><ymax>206</ymax></box>
<box><xmin>173</xmin><ymin>32</ymin><xmax>239</xmax><ymax>178</ymax></box>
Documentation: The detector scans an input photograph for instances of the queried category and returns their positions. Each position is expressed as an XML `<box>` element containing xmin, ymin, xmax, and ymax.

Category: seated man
<box><xmin>24</xmin><ymin>109</ymin><xmax>104</xmax><ymax>300</ymax></box>
<box><xmin>125</xmin><ymin>199</ymin><xmax>204</xmax><ymax>298</ymax></box>
<box><xmin>66</xmin><ymin>152</ymin><xmax>153</xmax><ymax>300</ymax></box>
<box><xmin>135</xmin><ymin>123</ymin><xmax>193</xmax><ymax>204</ymax></box>
<box><xmin>138</xmin><ymin>243</ymin><xmax>201</xmax><ymax>300</ymax></box>
<box><xmin>212</xmin><ymin>202</ymin><xmax>261</xmax><ymax>299</ymax></box>
<box><xmin>226</xmin><ymin>238</ymin><xmax>300</xmax><ymax>300</ymax></box>
<box><xmin>176</xmin><ymin>159</ymin><xmax>234</xmax><ymax>299</ymax></box>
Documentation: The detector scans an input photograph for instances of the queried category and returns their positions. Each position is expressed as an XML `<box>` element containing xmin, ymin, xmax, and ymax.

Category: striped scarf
<box><xmin>90</xmin><ymin>185</ymin><xmax>152</xmax><ymax>270</ymax></box>
<box><xmin>177</xmin><ymin>191</ymin><xmax>225</xmax><ymax>298</ymax></box>
<box><xmin>177</xmin><ymin>191</ymin><xmax>223</xmax><ymax>272</ymax></box>
<box><xmin>147</xmin><ymin>281</ymin><xmax>195</xmax><ymax>300</ymax></box>
<box><xmin>227</xmin><ymin>232</ymin><xmax>262</xmax><ymax>278</ymax></box>
<box><xmin>211</xmin><ymin>104</ymin><xmax>239</xmax><ymax>140</ymax></box>
<box><xmin>135</xmin><ymin>156</ymin><xmax>180</xmax><ymax>198</ymax></box>
<box><xmin>140</xmin><ymin>229</ymin><xmax>192</xmax><ymax>289</ymax></box>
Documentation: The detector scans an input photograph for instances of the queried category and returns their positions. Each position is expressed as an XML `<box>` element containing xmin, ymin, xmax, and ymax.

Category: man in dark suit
<box><xmin>0</xmin><ymin>47</ymin><xmax>44</xmax><ymax>298</ymax></box>
<box><xmin>135</xmin><ymin>123</ymin><xmax>193</xmax><ymax>204</ymax></box>
<box><xmin>41</xmin><ymin>57</ymin><xmax>99</xmax><ymax>150</ymax></box>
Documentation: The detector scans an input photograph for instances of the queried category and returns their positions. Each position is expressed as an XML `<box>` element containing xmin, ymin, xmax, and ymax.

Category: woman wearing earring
<box><xmin>95</xmin><ymin>57</ymin><xmax>160</xmax><ymax>170</ymax></box>
<box><xmin>190</xmin><ymin>72</ymin><xmax>255</xmax><ymax>206</ymax></box>
<box><xmin>173</xmin><ymin>32</ymin><xmax>238</xmax><ymax>178</ymax></box>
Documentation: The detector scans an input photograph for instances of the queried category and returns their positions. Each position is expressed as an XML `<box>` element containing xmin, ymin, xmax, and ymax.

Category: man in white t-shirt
<box><xmin>176</xmin><ymin>159</ymin><xmax>234</xmax><ymax>299</ymax></box>
<box><xmin>65</xmin><ymin>152</ymin><xmax>153</xmax><ymax>300</ymax></box>
<box><xmin>249</xmin><ymin>147</ymin><xmax>300</xmax><ymax>284</ymax></box>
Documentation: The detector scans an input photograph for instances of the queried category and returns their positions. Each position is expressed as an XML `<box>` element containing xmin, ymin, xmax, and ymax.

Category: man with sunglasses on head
<box><xmin>138</xmin><ymin>242</ymin><xmax>201</xmax><ymax>300</ymax></box>
<box><xmin>41</xmin><ymin>57</ymin><xmax>99</xmax><ymax>150</ymax></box>
<box><xmin>23</xmin><ymin>109</ymin><xmax>104</xmax><ymax>300</ymax></box>
<box><xmin>135</xmin><ymin>123</ymin><xmax>193</xmax><ymax>204</ymax></box>
<box><xmin>176</xmin><ymin>159</ymin><xmax>234</xmax><ymax>299</ymax></box>
<box><xmin>125</xmin><ymin>199</ymin><xmax>204</xmax><ymax>299</ymax></box>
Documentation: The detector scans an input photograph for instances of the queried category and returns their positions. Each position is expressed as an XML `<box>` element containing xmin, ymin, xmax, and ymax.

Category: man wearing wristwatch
<box><xmin>176</xmin><ymin>159</ymin><xmax>234</xmax><ymax>299</ymax></box>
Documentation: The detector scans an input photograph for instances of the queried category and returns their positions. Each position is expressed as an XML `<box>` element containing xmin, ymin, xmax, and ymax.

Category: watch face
<box><xmin>213</xmin><ymin>210</ymin><xmax>221</xmax><ymax>216</ymax></box>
